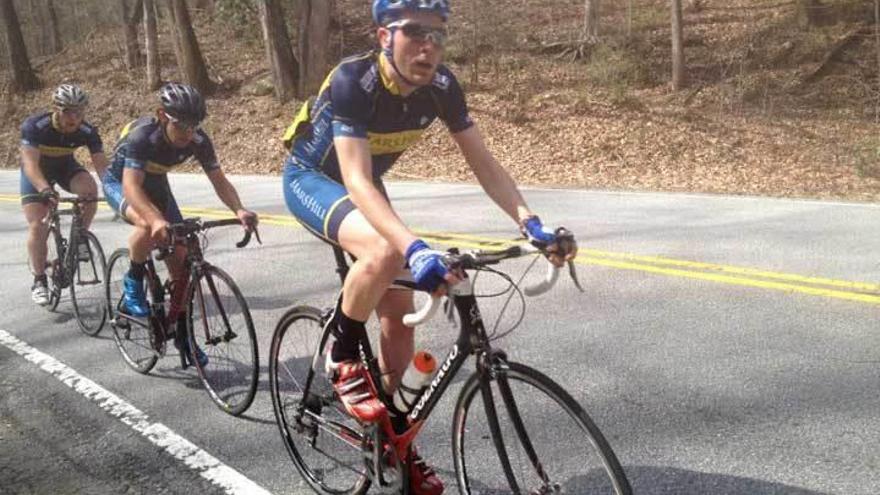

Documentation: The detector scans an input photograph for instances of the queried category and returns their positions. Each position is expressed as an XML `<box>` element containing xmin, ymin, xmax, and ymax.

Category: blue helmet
<box><xmin>372</xmin><ymin>0</ymin><xmax>450</xmax><ymax>26</ymax></box>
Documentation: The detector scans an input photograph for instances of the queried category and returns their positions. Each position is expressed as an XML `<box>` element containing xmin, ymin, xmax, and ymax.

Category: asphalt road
<box><xmin>1</xmin><ymin>170</ymin><xmax>878</xmax><ymax>495</ymax></box>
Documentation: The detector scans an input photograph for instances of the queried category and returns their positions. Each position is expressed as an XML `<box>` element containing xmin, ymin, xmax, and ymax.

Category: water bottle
<box><xmin>394</xmin><ymin>351</ymin><xmax>437</xmax><ymax>413</ymax></box>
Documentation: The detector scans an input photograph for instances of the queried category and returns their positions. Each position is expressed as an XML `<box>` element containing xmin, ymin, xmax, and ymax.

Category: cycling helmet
<box><xmin>372</xmin><ymin>0</ymin><xmax>450</xmax><ymax>26</ymax></box>
<box><xmin>159</xmin><ymin>82</ymin><xmax>206</xmax><ymax>124</ymax></box>
<box><xmin>52</xmin><ymin>84</ymin><xmax>89</xmax><ymax>109</ymax></box>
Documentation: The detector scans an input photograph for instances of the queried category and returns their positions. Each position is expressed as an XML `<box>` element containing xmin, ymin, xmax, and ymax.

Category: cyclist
<box><xmin>281</xmin><ymin>1</ymin><xmax>577</xmax><ymax>492</ymax></box>
<box><xmin>103</xmin><ymin>82</ymin><xmax>257</xmax><ymax>366</ymax></box>
<box><xmin>20</xmin><ymin>84</ymin><xmax>109</xmax><ymax>306</ymax></box>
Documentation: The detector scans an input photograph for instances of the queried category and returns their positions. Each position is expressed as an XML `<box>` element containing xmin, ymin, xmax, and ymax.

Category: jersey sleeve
<box><xmin>194</xmin><ymin>131</ymin><xmax>220</xmax><ymax>173</ymax></box>
<box><xmin>20</xmin><ymin>118</ymin><xmax>39</xmax><ymax>148</ymax></box>
<box><xmin>329</xmin><ymin>66</ymin><xmax>371</xmax><ymax>139</ymax></box>
<box><xmin>437</xmin><ymin>69</ymin><xmax>474</xmax><ymax>134</ymax></box>
<box><xmin>123</xmin><ymin>135</ymin><xmax>150</xmax><ymax>171</ymax></box>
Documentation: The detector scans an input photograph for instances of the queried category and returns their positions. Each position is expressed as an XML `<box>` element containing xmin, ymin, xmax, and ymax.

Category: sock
<box><xmin>128</xmin><ymin>260</ymin><xmax>146</xmax><ymax>280</ymax></box>
<box><xmin>330</xmin><ymin>310</ymin><xmax>367</xmax><ymax>362</ymax></box>
<box><xmin>33</xmin><ymin>274</ymin><xmax>47</xmax><ymax>285</ymax></box>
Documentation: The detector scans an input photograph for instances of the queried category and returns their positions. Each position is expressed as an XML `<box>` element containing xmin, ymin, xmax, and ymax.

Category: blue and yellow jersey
<box><xmin>108</xmin><ymin>116</ymin><xmax>219</xmax><ymax>187</ymax></box>
<box><xmin>282</xmin><ymin>50</ymin><xmax>473</xmax><ymax>181</ymax></box>
<box><xmin>20</xmin><ymin>111</ymin><xmax>103</xmax><ymax>164</ymax></box>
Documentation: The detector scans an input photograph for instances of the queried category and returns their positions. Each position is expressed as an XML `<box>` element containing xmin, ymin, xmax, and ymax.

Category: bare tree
<box><xmin>671</xmin><ymin>0</ymin><xmax>686</xmax><ymax>90</ymax></box>
<box><xmin>46</xmin><ymin>0</ymin><xmax>62</xmax><ymax>53</ymax></box>
<box><xmin>169</xmin><ymin>0</ymin><xmax>214</xmax><ymax>93</ymax></box>
<box><xmin>193</xmin><ymin>0</ymin><xmax>214</xmax><ymax>15</ymax></box>
<box><xmin>122</xmin><ymin>0</ymin><xmax>145</xmax><ymax>70</ymax></box>
<box><xmin>144</xmin><ymin>0</ymin><xmax>161</xmax><ymax>89</ymax></box>
<box><xmin>258</xmin><ymin>0</ymin><xmax>299</xmax><ymax>101</ymax></box>
<box><xmin>584</xmin><ymin>0</ymin><xmax>600</xmax><ymax>40</ymax></box>
<box><xmin>1</xmin><ymin>0</ymin><xmax>40</xmax><ymax>92</ymax></box>
<box><xmin>298</xmin><ymin>0</ymin><xmax>333</xmax><ymax>96</ymax></box>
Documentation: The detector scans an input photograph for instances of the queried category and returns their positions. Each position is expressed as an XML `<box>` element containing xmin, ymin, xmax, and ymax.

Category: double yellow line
<box><xmin>3</xmin><ymin>193</ymin><xmax>878</xmax><ymax>305</ymax></box>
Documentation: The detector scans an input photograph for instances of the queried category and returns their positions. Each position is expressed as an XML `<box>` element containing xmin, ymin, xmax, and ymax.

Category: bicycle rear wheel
<box><xmin>106</xmin><ymin>249</ymin><xmax>157</xmax><ymax>374</ymax></box>
<box><xmin>44</xmin><ymin>226</ymin><xmax>65</xmax><ymax>311</ymax></box>
<box><xmin>453</xmin><ymin>361</ymin><xmax>631</xmax><ymax>495</ymax></box>
<box><xmin>186</xmin><ymin>265</ymin><xmax>258</xmax><ymax>416</ymax></box>
<box><xmin>269</xmin><ymin>305</ymin><xmax>369</xmax><ymax>495</ymax></box>
<box><xmin>70</xmin><ymin>230</ymin><xmax>107</xmax><ymax>336</ymax></box>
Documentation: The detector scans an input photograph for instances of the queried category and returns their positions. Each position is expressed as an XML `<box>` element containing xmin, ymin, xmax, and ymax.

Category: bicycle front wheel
<box><xmin>269</xmin><ymin>305</ymin><xmax>369</xmax><ymax>495</ymax></box>
<box><xmin>70</xmin><ymin>230</ymin><xmax>107</xmax><ymax>336</ymax></box>
<box><xmin>186</xmin><ymin>265</ymin><xmax>258</xmax><ymax>416</ymax></box>
<box><xmin>106</xmin><ymin>248</ymin><xmax>157</xmax><ymax>374</ymax></box>
<box><xmin>453</xmin><ymin>361</ymin><xmax>631</xmax><ymax>495</ymax></box>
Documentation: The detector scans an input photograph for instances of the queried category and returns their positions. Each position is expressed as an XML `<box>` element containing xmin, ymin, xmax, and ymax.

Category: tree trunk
<box><xmin>798</xmin><ymin>0</ymin><xmax>825</xmax><ymax>28</ymax></box>
<box><xmin>122</xmin><ymin>0</ymin><xmax>145</xmax><ymax>70</ymax></box>
<box><xmin>169</xmin><ymin>0</ymin><xmax>213</xmax><ymax>93</ymax></box>
<box><xmin>298</xmin><ymin>0</ymin><xmax>332</xmax><ymax>96</ymax></box>
<box><xmin>46</xmin><ymin>0</ymin><xmax>62</xmax><ymax>53</ymax></box>
<box><xmin>144</xmin><ymin>0</ymin><xmax>161</xmax><ymax>90</ymax></box>
<box><xmin>258</xmin><ymin>0</ymin><xmax>299</xmax><ymax>102</ymax></box>
<box><xmin>671</xmin><ymin>0</ymin><xmax>686</xmax><ymax>90</ymax></box>
<box><xmin>584</xmin><ymin>0</ymin><xmax>600</xmax><ymax>40</ymax></box>
<box><xmin>193</xmin><ymin>0</ymin><xmax>213</xmax><ymax>15</ymax></box>
<box><xmin>1</xmin><ymin>0</ymin><xmax>40</xmax><ymax>92</ymax></box>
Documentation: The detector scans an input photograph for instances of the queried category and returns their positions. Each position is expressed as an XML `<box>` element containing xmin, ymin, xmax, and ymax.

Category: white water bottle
<box><xmin>394</xmin><ymin>351</ymin><xmax>437</xmax><ymax>413</ymax></box>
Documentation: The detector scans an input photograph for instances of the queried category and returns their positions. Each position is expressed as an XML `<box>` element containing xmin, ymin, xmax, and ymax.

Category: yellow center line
<box><xmin>2</xmin><ymin>194</ymin><xmax>877</xmax><ymax>304</ymax></box>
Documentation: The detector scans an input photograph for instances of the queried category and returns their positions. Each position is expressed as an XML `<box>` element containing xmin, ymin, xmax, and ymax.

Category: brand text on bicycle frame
<box><xmin>410</xmin><ymin>345</ymin><xmax>459</xmax><ymax>421</ymax></box>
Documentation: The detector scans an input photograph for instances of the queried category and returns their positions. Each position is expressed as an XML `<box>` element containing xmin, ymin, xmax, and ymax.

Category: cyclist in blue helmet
<box><xmin>281</xmin><ymin>2</ymin><xmax>577</xmax><ymax>493</ymax></box>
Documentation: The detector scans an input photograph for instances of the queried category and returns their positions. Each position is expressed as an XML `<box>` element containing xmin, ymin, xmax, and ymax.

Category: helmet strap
<box><xmin>383</xmin><ymin>28</ymin><xmax>423</xmax><ymax>89</ymax></box>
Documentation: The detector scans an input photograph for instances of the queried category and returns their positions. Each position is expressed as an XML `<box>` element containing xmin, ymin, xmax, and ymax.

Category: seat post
<box><xmin>331</xmin><ymin>246</ymin><xmax>350</xmax><ymax>285</ymax></box>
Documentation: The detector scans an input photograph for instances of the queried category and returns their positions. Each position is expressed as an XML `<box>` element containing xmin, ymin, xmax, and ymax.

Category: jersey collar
<box><xmin>378</xmin><ymin>53</ymin><xmax>402</xmax><ymax>96</ymax></box>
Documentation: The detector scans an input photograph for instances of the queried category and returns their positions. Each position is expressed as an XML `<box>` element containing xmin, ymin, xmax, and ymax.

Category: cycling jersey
<box><xmin>283</xmin><ymin>50</ymin><xmax>473</xmax><ymax>242</ymax></box>
<box><xmin>103</xmin><ymin>117</ymin><xmax>218</xmax><ymax>223</ymax></box>
<box><xmin>19</xmin><ymin>112</ymin><xmax>103</xmax><ymax>204</ymax></box>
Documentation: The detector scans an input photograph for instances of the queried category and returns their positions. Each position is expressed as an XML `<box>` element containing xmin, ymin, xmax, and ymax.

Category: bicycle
<box><xmin>41</xmin><ymin>195</ymin><xmax>107</xmax><ymax>336</ymax></box>
<box><xmin>269</xmin><ymin>233</ymin><xmax>632</xmax><ymax>494</ymax></box>
<box><xmin>105</xmin><ymin>217</ymin><xmax>261</xmax><ymax>416</ymax></box>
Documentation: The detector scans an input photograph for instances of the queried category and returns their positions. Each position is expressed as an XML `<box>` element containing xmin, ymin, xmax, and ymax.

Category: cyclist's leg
<box><xmin>62</xmin><ymin>160</ymin><xmax>98</xmax><ymax>229</ymax></box>
<box><xmin>105</xmin><ymin>172</ymin><xmax>152</xmax><ymax>316</ymax></box>
<box><xmin>161</xmin><ymin>193</ymin><xmax>189</xmax><ymax>317</ymax></box>
<box><xmin>20</xmin><ymin>167</ymin><xmax>51</xmax><ymax>277</ymax></box>
<box><xmin>375</xmin><ymin>288</ymin><xmax>415</xmax><ymax>394</ymax></box>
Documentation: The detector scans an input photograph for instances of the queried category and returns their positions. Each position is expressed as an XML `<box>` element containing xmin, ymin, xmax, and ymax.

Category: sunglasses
<box><xmin>166</xmin><ymin>113</ymin><xmax>200</xmax><ymax>131</ymax></box>
<box><xmin>391</xmin><ymin>21</ymin><xmax>448</xmax><ymax>47</ymax></box>
<box><xmin>58</xmin><ymin>107</ymin><xmax>85</xmax><ymax>118</ymax></box>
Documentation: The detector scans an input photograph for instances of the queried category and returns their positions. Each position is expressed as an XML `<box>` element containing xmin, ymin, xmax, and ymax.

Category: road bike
<box><xmin>270</xmin><ymin>233</ymin><xmax>632</xmax><ymax>494</ymax></box>
<box><xmin>42</xmin><ymin>196</ymin><xmax>107</xmax><ymax>336</ymax></box>
<box><xmin>105</xmin><ymin>217</ymin><xmax>261</xmax><ymax>416</ymax></box>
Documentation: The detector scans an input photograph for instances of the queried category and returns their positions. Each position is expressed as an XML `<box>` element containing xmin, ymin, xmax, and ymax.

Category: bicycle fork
<box><xmin>478</xmin><ymin>350</ymin><xmax>560</xmax><ymax>495</ymax></box>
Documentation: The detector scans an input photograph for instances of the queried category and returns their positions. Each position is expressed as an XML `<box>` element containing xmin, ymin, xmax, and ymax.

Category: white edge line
<box><xmin>0</xmin><ymin>329</ymin><xmax>273</xmax><ymax>495</ymax></box>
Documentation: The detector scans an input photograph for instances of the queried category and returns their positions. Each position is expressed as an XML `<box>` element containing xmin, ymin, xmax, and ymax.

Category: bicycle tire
<box><xmin>70</xmin><ymin>230</ymin><xmax>107</xmax><ymax>336</ymax></box>
<box><xmin>452</xmin><ymin>361</ymin><xmax>632</xmax><ymax>495</ymax></box>
<box><xmin>269</xmin><ymin>305</ymin><xmax>370</xmax><ymax>495</ymax></box>
<box><xmin>186</xmin><ymin>265</ymin><xmax>258</xmax><ymax>416</ymax></box>
<box><xmin>106</xmin><ymin>248</ymin><xmax>157</xmax><ymax>374</ymax></box>
<box><xmin>45</xmin><ymin>226</ymin><xmax>64</xmax><ymax>311</ymax></box>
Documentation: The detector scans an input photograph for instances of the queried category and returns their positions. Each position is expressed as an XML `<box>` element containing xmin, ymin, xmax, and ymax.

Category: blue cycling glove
<box><xmin>406</xmin><ymin>239</ymin><xmax>448</xmax><ymax>292</ymax></box>
<box><xmin>521</xmin><ymin>216</ymin><xmax>556</xmax><ymax>248</ymax></box>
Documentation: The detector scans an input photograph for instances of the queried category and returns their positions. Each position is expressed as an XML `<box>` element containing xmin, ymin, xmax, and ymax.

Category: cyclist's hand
<box><xmin>406</xmin><ymin>239</ymin><xmax>457</xmax><ymax>294</ymax></box>
<box><xmin>38</xmin><ymin>187</ymin><xmax>58</xmax><ymax>208</ymax></box>
<box><xmin>236</xmin><ymin>208</ymin><xmax>258</xmax><ymax>230</ymax></box>
<box><xmin>521</xmin><ymin>216</ymin><xmax>578</xmax><ymax>267</ymax></box>
<box><xmin>150</xmin><ymin>219</ymin><xmax>170</xmax><ymax>245</ymax></box>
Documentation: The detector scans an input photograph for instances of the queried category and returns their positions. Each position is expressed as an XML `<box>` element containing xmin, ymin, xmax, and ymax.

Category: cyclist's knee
<box><xmin>358</xmin><ymin>239</ymin><xmax>404</xmax><ymax>276</ymax></box>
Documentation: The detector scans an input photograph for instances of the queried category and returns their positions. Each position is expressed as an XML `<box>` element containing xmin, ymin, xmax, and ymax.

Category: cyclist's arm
<box><xmin>451</xmin><ymin>124</ymin><xmax>535</xmax><ymax>224</ymax></box>
<box><xmin>122</xmin><ymin>168</ymin><xmax>164</xmax><ymax>226</ymax></box>
<box><xmin>21</xmin><ymin>146</ymin><xmax>50</xmax><ymax>193</ymax></box>
<box><xmin>90</xmin><ymin>152</ymin><xmax>109</xmax><ymax>179</ymax></box>
<box><xmin>335</xmin><ymin>136</ymin><xmax>418</xmax><ymax>254</ymax></box>
<box><xmin>205</xmin><ymin>167</ymin><xmax>247</xmax><ymax>214</ymax></box>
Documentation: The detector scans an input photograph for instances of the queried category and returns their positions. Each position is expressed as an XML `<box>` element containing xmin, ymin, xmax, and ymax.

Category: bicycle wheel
<box><xmin>70</xmin><ymin>231</ymin><xmax>107</xmax><ymax>336</ymax></box>
<box><xmin>106</xmin><ymin>249</ymin><xmax>157</xmax><ymax>374</ymax></box>
<box><xmin>269</xmin><ymin>305</ymin><xmax>370</xmax><ymax>495</ymax></box>
<box><xmin>186</xmin><ymin>265</ymin><xmax>258</xmax><ymax>416</ymax></box>
<box><xmin>453</xmin><ymin>361</ymin><xmax>632</xmax><ymax>495</ymax></box>
<box><xmin>44</xmin><ymin>226</ymin><xmax>65</xmax><ymax>311</ymax></box>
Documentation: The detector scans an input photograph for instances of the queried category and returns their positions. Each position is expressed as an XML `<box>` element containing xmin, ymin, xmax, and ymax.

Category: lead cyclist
<box><xmin>281</xmin><ymin>1</ymin><xmax>578</xmax><ymax>493</ymax></box>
